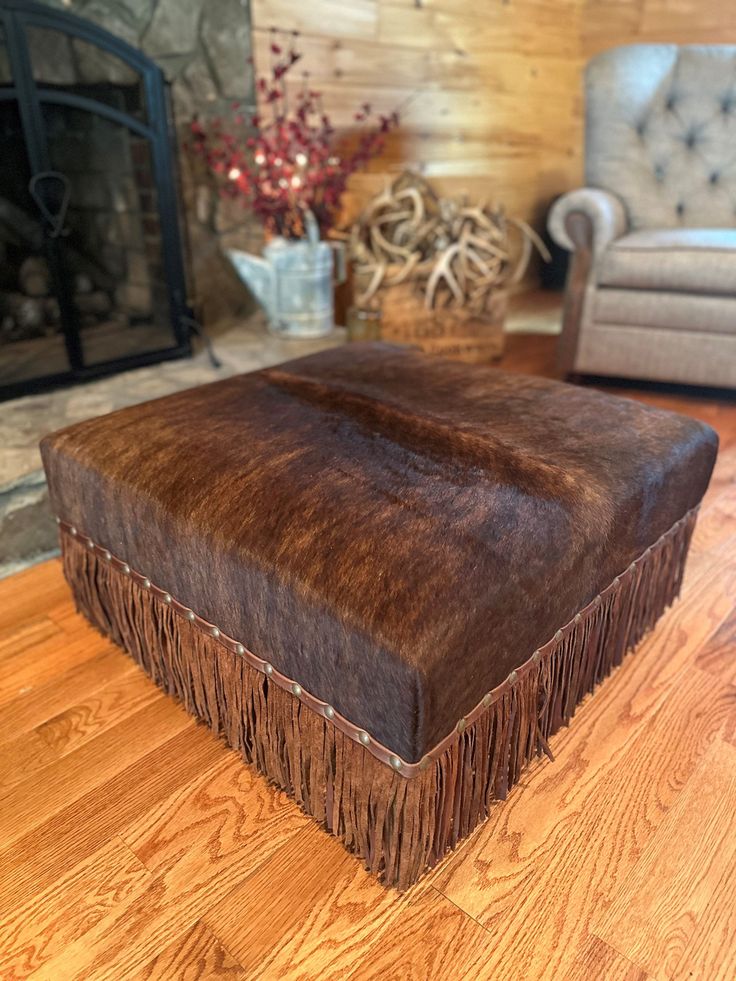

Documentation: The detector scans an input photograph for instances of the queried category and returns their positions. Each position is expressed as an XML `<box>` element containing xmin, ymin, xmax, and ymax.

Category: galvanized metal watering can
<box><xmin>227</xmin><ymin>212</ymin><xmax>346</xmax><ymax>339</ymax></box>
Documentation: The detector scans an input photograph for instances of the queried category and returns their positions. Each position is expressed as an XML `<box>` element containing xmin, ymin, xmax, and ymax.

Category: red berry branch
<box><xmin>187</xmin><ymin>29</ymin><xmax>399</xmax><ymax>240</ymax></box>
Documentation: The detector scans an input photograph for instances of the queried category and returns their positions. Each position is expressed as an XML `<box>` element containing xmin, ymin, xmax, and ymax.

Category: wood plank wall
<box><xmin>250</xmin><ymin>0</ymin><xmax>586</xmax><ymax>254</ymax></box>
<box><xmin>584</xmin><ymin>1</ymin><xmax>736</xmax><ymax>57</ymax></box>
<box><xmin>251</xmin><ymin>0</ymin><xmax>733</xmax><ymax>271</ymax></box>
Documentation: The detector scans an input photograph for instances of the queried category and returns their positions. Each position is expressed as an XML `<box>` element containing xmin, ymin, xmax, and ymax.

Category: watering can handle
<box><xmin>304</xmin><ymin>208</ymin><xmax>347</xmax><ymax>286</ymax></box>
<box><xmin>304</xmin><ymin>209</ymin><xmax>320</xmax><ymax>244</ymax></box>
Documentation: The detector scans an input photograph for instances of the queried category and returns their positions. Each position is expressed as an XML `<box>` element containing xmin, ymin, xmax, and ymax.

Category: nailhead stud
<box><xmin>508</xmin><ymin>670</ymin><xmax>518</xmax><ymax>685</ymax></box>
<box><xmin>419</xmin><ymin>755</ymin><xmax>432</xmax><ymax>770</ymax></box>
<box><xmin>55</xmin><ymin>516</ymin><xmax>61</xmax><ymax>525</ymax></box>
<box><xmin>185</xmin><ymin>610</ymin><xmax>195</xmax><ymax>621</ymax></box>
<box><xmin>554</xmin><ymin>629</ymin><xmax>563</xmax><ymax>642</ymax></box>
<box><xmin>291</xmin><ymin>682</ymin><xmax>302</xmax><ymax>697</ymax></box>
<box><xmin>531</xmin><ymin>650</ymin><xmax>541</xmax><ymax>664</ymax></box>
<box><xmin>574</xmin><ymin>613</ymin><xmax>582</xmax><ymax>624</ymax></box>
<box><xmin>103</xmin><ymin>550</ymin><xmax>111</xmax><ymax>561</ymax></box>
<box><xmin>389</xmin><ymin>755</ymin><xmax>402</xmax><ymax>771</ymax></box>
<box><xmin>456</xmin><ymin>718</ymin><xmax>467</xmax><ymax>733</ymax></box>
<box><xmin>142</xmin><ymin>578</ymin><xmax>151</xmax><ymax>589</ymax></box>
<box><xmin>87</xmin><ymin>539</ymin><xmax>94</xmax><ymax>549</ymax></box>
<box><xmin>70</xmin><ymin>526</ymin><xmax>77</xmax><ymax>536</ymax></box>
<box><xmin>163</xmin><ymin>593</ymin><xmax>172</xmax><ymax>604</ymax></box>
<box><xmin>324</xmin><ymin>705</ymin><xmax>335</xmax><ymax>719</ymax></box>
<box><xmin>482</xmin><ymin>693</ymin><xmax>493</xmax><ymax>708</ymax></box>
<box><xmin>235</xmin><ymin>643</ymin><xmax>245</xmax><ymax>655</ymax></box>
<box><xmin>263</xmin><ymin>663</ymin><xmax>274</xmax><ymax>676</ymax></box>
<box><xmin>211</xmin><ymin>626</ymin><xmax>220</xmax><ymax>638</ymax></box>
<box><xmin>358</xmin><ymin>730</ymin><xmax>371</xmax><ymax>746</ymax></box>
<box><xmin>122</xmin><ymin>564</ymin><xmax>130</xmax><ymax>575</ymax></box>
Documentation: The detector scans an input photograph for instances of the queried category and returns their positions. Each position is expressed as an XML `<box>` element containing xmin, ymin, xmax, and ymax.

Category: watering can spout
<box><xmin>226</xmin><ymin>249</ymin><xmax>276</xmax><ymax>321</ymax></box>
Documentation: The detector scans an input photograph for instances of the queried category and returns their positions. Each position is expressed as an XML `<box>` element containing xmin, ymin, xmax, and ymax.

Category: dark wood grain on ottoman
<box><xmin>40</xmin><ymin>344</ymin><xmax>717</xmax><ymax>886</ymax></box>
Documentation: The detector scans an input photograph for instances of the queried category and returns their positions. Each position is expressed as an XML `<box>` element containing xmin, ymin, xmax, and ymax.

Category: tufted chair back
<box><xmin>585</xmin><ymin>44</ymin><xmax>736</xmax><ymax>230</ymax></box>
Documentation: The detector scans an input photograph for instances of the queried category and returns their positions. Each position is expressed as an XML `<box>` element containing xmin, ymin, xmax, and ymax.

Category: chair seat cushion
<box><xmin>598</xmin><ymin>228</ymin><xmax>736</xmax><ymax>294</ymax></box>
<box><xmin>41</xmin><ymin>344</ymin><xmax>718</xmax><ymax>764</ymax></box>
<box><xmin>594</xmin><ymin>289</ymin><xmax>736</xmax><ymax>335</ymax></box>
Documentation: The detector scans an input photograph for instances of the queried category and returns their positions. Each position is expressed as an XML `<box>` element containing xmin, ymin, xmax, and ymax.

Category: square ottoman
<box><xmin>40</xmin><ymin>344</ymin><xmax>718</xmax><ymax>888</ymax></box>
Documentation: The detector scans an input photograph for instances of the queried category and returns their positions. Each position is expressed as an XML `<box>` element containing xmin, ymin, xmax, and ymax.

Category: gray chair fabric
<box><xmin>599</xmin><ymin>229</ymin><xmax>736</xmax><ymax>294</ymax></box>
<box><xmin>549</xmin><ymin>44</ymin><xmax>736</xmax><ymax>388</ymax></box>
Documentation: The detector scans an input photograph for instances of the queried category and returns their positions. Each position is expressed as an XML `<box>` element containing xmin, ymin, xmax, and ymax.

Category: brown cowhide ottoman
<box><xmin>40</xmin><ymin>344</ymin><xmax>717</xmax><ymax>888</ymax></box>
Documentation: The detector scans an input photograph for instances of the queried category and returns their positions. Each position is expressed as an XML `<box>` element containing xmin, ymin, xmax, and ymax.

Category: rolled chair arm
<box><xmin>548</xmin><ymin>188</ymin><xmax>628</xmax><ymax>257</ymax></box>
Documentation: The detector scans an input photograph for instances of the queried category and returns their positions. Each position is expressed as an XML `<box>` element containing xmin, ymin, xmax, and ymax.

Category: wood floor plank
<box><xmin>0</xmin><ymin>838</ymin><xmax>150</xmax><ymax>981</ymax></box>
<box><xmin>0</xmin><ymin>729</ymin><xmax>54</xmax><ymax>794</ymax></box>
<box><xmin>35</xmin><ymin>670</ymin><xmax>160</xmax><ymax>755</ymax></box>
<box><xmin>561</xmin><ymin>936</ymin><xmax>652</xmax><ymax>981</ymax></box>
<box><xmin>0</xmin><ymin>646</ymin><xmax>135</xmax><ymax>744</ymax></box>
<box><xmin>0</xmin><ymin>724</ymin><xmax>224</xmax><ymax>913</ymax></box>
<box><xmin>670</xmin><ymin>847</ymin><xmax>736</xmax><ymax>981</ymax></box>
<box><xmin>202</xmin><ymin>825</ymin><xmax>408</xmax><ymax>981</ymax></box>
<box><xmin>594</xmin><ymin>739</ymin><xmax>736</xmax><ymax>979</ymax></box>
<box><xmin>28</xmin><ymin>768</ymin><xmax>320</xmax><ymax>981</ymax></box>
<box><xmin>0</xmin><ymin>559</ymin><xmax>68</xmax><ymax>633</ymax></box>
<box><xmin>695</xmin><ymin>607</ymin><xmax>736</xmax><ymax>687</ymax></box>
<box><xmin>0</xmin><ymin>617</ymin><xmax>61</xmax><ymax>662</ymax></box>
<box><xmin>130</xmin><ymin>921</ymin><xmax>244</xmax><ymax>981</ymax></box>
<box><xmin>690</xmin><ymin>483</ymin><xmax>736</xmax><ymax>556</ymax></box>
<box><xmin>0</xmin><ymin>695</ymin><xmax>193</xmax><ymax>850</ymax></box>
<box><xmin>605</xmin><ymin>530</ymin><xmax>736</xmax><ymax>693</ymax></box>
<box><xmin>345</xmin><ymin>887</ymin><xmax>496</xmax><ymax>981</ymax></box>
<box><xmin>0</xmin><ymin>671</ymin><xmax>161</xmax><ymax>793</ymax></box>
<box><xmin>122</xmin><ymin>752</ymin><xmax>307</xmax><ymax>875</ymax></box>
<box><xmin>431</xmin><ymin>664</ymin><xmax>733</xmax><ymax>980</ymax></box>
<box><xmin>0</xmin><ymin>630</ymin><xmax>111</xmax><ymax>709</ymax></box>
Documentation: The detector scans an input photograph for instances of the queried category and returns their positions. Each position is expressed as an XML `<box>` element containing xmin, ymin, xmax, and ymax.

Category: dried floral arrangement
<box><xmin>347</xmin><ymin>172</ymin><xmax>550</xmax><ymax>312</ymax></box>
<box><xmin>187</xmin><ymin>29</ymin><xmax>399</xmax><ymax>240</ymax></box>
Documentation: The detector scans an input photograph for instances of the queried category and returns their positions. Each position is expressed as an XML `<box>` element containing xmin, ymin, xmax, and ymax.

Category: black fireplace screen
<box><xmin>0</xmin><ymin>0</ymin><xmax>191</xmax><ymax>401</ymax></box>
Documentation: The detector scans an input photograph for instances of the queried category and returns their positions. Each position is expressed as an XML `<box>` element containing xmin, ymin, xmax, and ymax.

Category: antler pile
<box><xmin>347</xmin><ymin>172</ymin><xmax>549</xmax><ymax>311</ymax></box>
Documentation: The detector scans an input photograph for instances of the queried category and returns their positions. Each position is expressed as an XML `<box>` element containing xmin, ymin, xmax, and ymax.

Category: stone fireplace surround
<box><xmin>0</xmin><ymin>0</ymin><xmax>268</xmax><ymax>574</ymax></box>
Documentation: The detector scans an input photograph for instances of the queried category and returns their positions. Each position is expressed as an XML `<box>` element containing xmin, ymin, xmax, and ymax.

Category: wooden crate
<box><xmin>373</xmin><ymin>281</ymin><xmax>507</xmax><ymax>363</ymax></box>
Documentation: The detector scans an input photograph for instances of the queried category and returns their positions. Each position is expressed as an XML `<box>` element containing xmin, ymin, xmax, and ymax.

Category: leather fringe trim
<box><xmin>60</xmin><ymin>509</ymin><xmax>696</xmax><ymax>889</ymax></box>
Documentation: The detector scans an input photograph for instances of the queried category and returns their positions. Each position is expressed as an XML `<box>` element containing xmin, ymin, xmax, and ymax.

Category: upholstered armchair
<box><xmin>549</xmin><ymin>44</ymin><xmax>736</xmax><ymax>388</ymax></box>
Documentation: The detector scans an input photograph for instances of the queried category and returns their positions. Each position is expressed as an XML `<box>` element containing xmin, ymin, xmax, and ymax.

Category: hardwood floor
<box><xmin>1</xmin><ymin>335</ymin><xmax>735</xmax><ymax>980</ymax></box>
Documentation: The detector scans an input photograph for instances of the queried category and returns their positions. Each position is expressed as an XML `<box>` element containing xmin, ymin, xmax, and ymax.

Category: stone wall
<box><xmin>38</xmin><ymin>0</ymin><xmax>259</xmax><ymax>326</ymax></box>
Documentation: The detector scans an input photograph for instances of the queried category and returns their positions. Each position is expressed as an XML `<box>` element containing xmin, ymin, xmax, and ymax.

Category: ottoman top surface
<box><xmin>41</xmin><ymin>343</ymin><xmax>717</xmax><ymax>762</ymax></box>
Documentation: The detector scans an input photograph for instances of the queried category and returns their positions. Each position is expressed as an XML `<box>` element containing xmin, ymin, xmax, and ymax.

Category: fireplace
<box><xmin>0</xmin><ymin>0</ymin><xmax>192</xmax><ymax>400</ymax></box>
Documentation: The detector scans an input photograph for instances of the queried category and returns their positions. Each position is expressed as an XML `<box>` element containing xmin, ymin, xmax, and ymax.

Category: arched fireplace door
<box><xmin>0</xmin><ymin>0</ymin><xmax>191</xmax><ymax>401</ymax></box>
